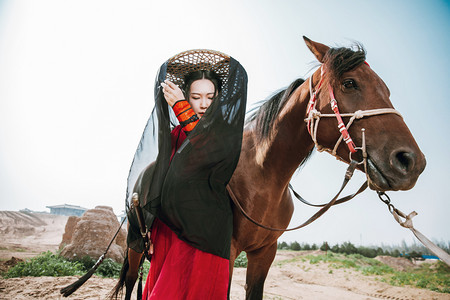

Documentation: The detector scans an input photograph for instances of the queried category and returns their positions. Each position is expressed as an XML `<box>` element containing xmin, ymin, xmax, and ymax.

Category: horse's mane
<box><xmin>247</xmin><ymin>78</ymin><xmax>305</xmax><ymax>139</ymax></box>
<box><xmin>323</xmin><ymin>44</ymin><xmax>366</xmax><ymax>85</ymax></box>
<box><xmin>249</xmin><ymin>44</ymin><xmax>366</xmax><ymax>140</ymax></box>
<box><xmin>246</xmin><ymin>78</ymin><xmax>306</xmax><ymax>166</ymax></box>
<box><xmin>247</xmin><ymin>44</ymin><xmax>366</xmax><ymax>167</ymax></box>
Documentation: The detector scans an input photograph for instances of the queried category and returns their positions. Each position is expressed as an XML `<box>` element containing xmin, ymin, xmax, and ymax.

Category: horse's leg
<box><xmin>227</xmin><ymin>241</ymin><xmax>240</xmax><ymax>299</ymax></box>
<box><xmin>124</xmin><ymin>248</ymin><xmax>144</xmax><ymax>300</ymax></box>
<box><xmin>245</xmin><ymin>242</ymin><xmax>277</xmax><ymax>300</ymax></box>
<box><xmin>110</xmin><ymin>247</ymin><xmax>141</xmax><ymax>300</ymax></box>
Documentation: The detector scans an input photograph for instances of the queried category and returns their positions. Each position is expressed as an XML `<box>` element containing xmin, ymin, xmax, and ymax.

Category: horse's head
<box><xmin>303</xmin><ymin>36</ymin><xmax>426</xmax><ymax>191</ymax></box>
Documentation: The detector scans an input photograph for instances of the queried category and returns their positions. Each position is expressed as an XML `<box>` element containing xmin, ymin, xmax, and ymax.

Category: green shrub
<box><xmin>4</xmin><ymin>251</ymin><xmax>85</xmax><ymax>278</ymax></box>
<box><xmin>290</xmin><ymin>242</ymin><xmax>301</xmax><ymax>251</ymax></box>
<box><xmin>320</xmin><ymin>242</ymin><xmax>329</xmax><ymax>251</ymax></box>
<box><xmin>96</xmin><ymin>258</ymin><xmax>122</xmax><ymax>278</ymax></box>
<box><xmin>331</xmin><ymin>244</ymin><xmax>340</xmax><ymax>253</ymax></box>
<box><xmin>72</xmin><ymin>255</ymin><xmax>95</xmax><ymax>270</ymax></box>
<box><xmin>234</xmin><ymin>252</ymin><xmax>248</xmax><ymax>268</ymax></box>
<box><xmin>340</xmin><ymin>259</ymin><xmax>357</xmax><ymax>269</ymax></box>
<box><xmin>361</xmin><ymin>265</ymin><xmax>394</xmax><ymax>275</ymax></box>
<box><xmin>142</xmin><ymin>260</ymin><xmax>150</xmax><ymax>280</ymax></box>
<box><xmin>4</xmin><ymin>251</ymin><xmax>124</xmax><ymax>279</ymax></box>
<box><xmin>386</xmin><ymin>262</ymin><xmax>450</xmax><ymax>293</ymax></box>
<box><xmin>308</xmin><ymin>255</ymin><xmax>325</xmax><ymax>264</ymax></box>
<box><xmin>277</xmin><ymin>241</ymin><xmax>288</xmax><ymax>250</ymax></box>
<box><xmin>302</xmin><ymin>243</ymin><xmax>311</xmax><ymax>251</ymax></box>
<box><xmin>304</xmin><ymin>252</ymin><xmax>449</xmax><ymax>294</ymax></box>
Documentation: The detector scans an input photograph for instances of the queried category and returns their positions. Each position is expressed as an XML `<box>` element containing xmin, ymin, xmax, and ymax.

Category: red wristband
<box><xmin>172</xmin><ymin>100</ymin><xmax>190</xmax><ymax>116</ymax></box>
<box><xmin>171</xmin><ymin>100</ymin><xmax>199</xmax><ymax>132</ymax></box>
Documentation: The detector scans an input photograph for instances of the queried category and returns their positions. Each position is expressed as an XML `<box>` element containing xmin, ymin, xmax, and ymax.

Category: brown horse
<box><xmin>228</xmin><ymin>36</ymin><xmax>425</xmax><ymax>299</ymax></box>
<box><xmin>111</xmin><ymin>37</ymin><xmax>426</xmax><ymax>300</ymax></box>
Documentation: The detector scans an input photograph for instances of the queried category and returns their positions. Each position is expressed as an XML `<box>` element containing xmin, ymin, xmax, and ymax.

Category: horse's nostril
<box><xmin>392</xmin><ymin>151</ymin><xmax>415</xmax><ymax>174</ymax></box>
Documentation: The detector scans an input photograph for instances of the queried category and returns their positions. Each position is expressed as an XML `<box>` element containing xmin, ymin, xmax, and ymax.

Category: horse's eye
<box><xmin>343</xmin><ymin>79</ymin><xmax>357</xmax><ymax>89</ymax></box>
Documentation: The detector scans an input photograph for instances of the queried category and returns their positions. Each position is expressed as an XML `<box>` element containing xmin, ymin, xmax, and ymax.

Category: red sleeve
<box><xmin>171</xmin><ymin>100</ymin><xmax>199</xmax><ymax>133</ymax></box>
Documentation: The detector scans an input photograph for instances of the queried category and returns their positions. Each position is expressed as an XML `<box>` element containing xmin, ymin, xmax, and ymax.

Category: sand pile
<box><xmin>375</xmin><ymin>255</ymin><xmax>415</xmax><ymax>271</ymax></box>
<box><xmin>60</xmin><ymin>206</ymin><xmax>126</xmax><ymax>262</ymax></box>
<box><xmin>60</xmin><ymin>216</ymin><xmax>79</xmax><ymax>248</ymax></box>
<box><xmin>0</xmin><ymin>211</ymin><xmax>46</xmax><ymax>236</ymax></box>
<box><xmin>0</xmin><ymin>211</ymin><xmax>68</xmax><ymax>259</ymax></box>
<box><xmin>0</xmin><ymin>257</ymin><xmax>23</xmax><ymax>273</ymax></box>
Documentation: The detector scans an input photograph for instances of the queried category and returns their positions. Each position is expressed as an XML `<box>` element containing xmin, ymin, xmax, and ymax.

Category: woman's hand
<box><xmin>161</xmin><ymin>80</ymin><xmax>184</xmax><ymax>106</ymax></box>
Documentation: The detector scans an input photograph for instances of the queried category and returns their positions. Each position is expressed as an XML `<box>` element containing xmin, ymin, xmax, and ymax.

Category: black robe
<box><xmin>126</xmin><ymin>56</ymin><xmax>247</xmax><ymax>259</ymax></box>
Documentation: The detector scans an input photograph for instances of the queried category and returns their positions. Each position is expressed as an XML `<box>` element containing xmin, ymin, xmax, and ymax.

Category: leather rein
<box><xmin>229</xmin><ymin>63</ymin><xmax>402</xmax><ymax>232</ymax></box>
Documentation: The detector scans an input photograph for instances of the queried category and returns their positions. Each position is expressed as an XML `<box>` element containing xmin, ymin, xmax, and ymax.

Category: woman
<box><xmin>142</xmin><ymin>70</ymin><xmax>229</xmax><ymax>299</ymax></box>
<box><xmin>125</xmin><ymin>51</ymin><xmax>247</xmax><ymax>299</ymax></box>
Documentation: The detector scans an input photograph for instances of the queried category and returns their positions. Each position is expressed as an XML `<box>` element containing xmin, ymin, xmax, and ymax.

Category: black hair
<box><xmin>182</xmin><ymin>70</ymin><xmax>222</xmax><ymax>99</ymax></box>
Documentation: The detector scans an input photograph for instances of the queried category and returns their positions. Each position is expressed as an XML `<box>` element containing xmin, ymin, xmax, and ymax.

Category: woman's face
<box><xmin>188</xmin><ymin>79</ymin><xmax>215</xmax><ymax>119</ymax></box>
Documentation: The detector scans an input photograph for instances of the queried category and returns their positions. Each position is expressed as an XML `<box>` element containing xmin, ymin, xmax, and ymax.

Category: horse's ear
<box><xmin>303</xmin><ymin>36</ymin><xmax>329</xmax><ymax>63</ymax></box>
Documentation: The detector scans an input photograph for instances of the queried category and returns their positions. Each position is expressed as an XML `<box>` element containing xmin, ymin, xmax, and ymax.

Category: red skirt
<box><xmin>142</xmin><ymin>218</ymin><xmax>229</xmax><ymax>300</ymax></box>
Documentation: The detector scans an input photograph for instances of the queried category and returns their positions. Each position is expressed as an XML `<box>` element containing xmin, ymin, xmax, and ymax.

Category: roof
<box><xmin>46</xmin><ymin>204</ymin><xmax>88</xmax><ymax>210</ymax></box>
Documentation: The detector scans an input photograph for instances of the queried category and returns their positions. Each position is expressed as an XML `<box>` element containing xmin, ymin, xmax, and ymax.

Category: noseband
<box><xmin>304</xmin><ymin>64</ymin><xmax>402</xmax><ymax>186</ymax></box>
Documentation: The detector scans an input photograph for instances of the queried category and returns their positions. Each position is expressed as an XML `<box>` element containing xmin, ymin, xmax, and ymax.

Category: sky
<box><xmin>0</xmin><ymin>0</ymin><xmax>449</xmax><ymax>247</ymax></box>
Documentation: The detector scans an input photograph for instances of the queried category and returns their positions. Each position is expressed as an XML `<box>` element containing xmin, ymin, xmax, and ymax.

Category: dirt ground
<box><xmin>0</xmin><ymin>211</ymin><xmax>448</xmax><ymax>300</ymax></box>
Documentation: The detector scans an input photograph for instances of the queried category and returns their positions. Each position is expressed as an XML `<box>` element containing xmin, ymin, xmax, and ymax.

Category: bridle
<box><xmin>303</xmin><ymin>76</ymin><xmax>450</xmax><ymax>265</ymax></box>
<box><xmin>304</xmin><ymin>63</ymin><xmax>402</xmax><ymax>187</ymax></box>
<box><xmin>228</xmin><ymin>62</ymin><xmax>403</xmax><ymax>231</ymax></box>
<box><xmin>227</xmin><ymin>62</ymin><xmax>450</xmax><ymax>264</ymax></box>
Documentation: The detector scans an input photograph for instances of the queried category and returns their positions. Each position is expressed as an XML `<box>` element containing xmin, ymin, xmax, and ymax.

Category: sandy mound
<box><xmin>0</xmin><ymin>211</ymin><xmax>68</xmax><ymax>259</ymax></box>
<box><xmin>60</xmin><ymin>206</ymin><xmax>126</xmax><ymax>263</ymax></box>
<box><xmin>375</xmin><ymin>255</ymin><xmax>416</xmax><ymax>271</ymax></box>
<box><xmin>0</xmin><ymin>211</ymin><xmax>51</xmax><ymax>236</ymax></box>
<box><xmin>0</xmin><ymin>257</ymin><xmax>23</xmax><ymax>274</ymax></box>
<box><xmin>60</xmin><ymin>216</ymin><xmax>80</xmax><ymax>249</ymax></box>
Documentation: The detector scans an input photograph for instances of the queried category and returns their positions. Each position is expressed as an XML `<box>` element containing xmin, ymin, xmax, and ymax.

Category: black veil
<box><xmin>126</xmin><ymin>50</ymin><xmax>247</xmax><ymax>259</ymax></box>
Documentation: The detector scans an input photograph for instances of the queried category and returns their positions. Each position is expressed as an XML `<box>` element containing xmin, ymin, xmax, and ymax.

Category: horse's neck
<box><xmin>256</xmin><ymin>80</ymin><xmax>314</xmax><ymax>184</ymax></box>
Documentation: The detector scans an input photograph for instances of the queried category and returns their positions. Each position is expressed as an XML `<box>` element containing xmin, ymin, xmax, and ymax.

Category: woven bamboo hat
<box><xmin>166</xmin><ymin>49</ymin><xmax>231</xmax><ymax>88</ymax></box>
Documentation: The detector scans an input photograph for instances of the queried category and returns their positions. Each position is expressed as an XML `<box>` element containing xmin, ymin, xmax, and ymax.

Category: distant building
<box><xmin>46</xmin><ymin>204</ymin><xmax>88</xmax><ymax>217</ymax></box>
<box><xmin>118</xmin><ymin>211</ymin><xmax>127</xmax><ymax>225</ymax></box>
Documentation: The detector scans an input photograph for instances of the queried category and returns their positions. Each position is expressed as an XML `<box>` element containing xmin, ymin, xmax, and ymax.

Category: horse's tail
<box><xmin>108</xmin><ymin>249</ymin><xmax>129</xmax><ymax>300</ymax></box>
